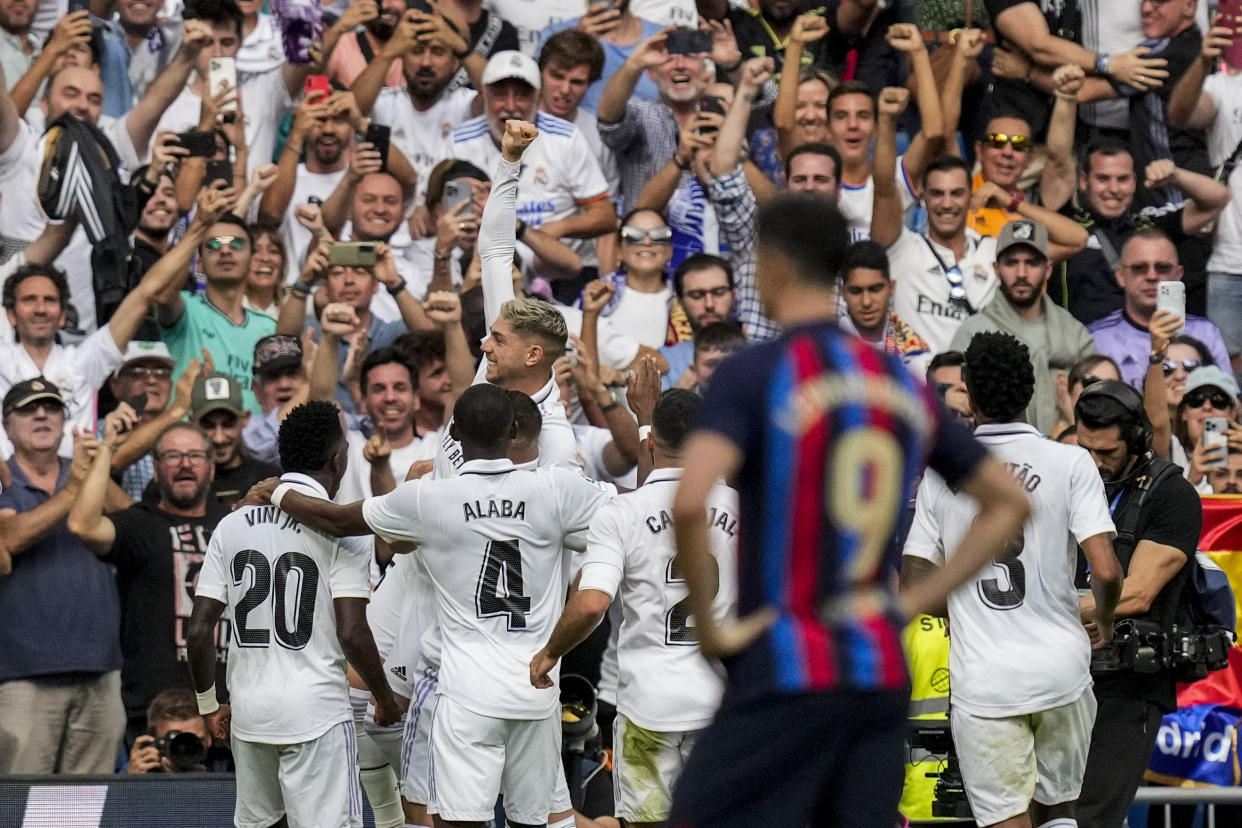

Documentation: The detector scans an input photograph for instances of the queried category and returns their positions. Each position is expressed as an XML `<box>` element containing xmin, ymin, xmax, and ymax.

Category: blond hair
<box><xmin>499</xmin><ymin>298</ymin><xmax>568</xmax><ymax>362</ymax></box>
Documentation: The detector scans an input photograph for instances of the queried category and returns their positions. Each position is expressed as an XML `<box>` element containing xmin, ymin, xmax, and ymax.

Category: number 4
<box><xmin>475</xmin><ymin>539</ymin><xmax>531</xmax><ymax>630</ymax></box>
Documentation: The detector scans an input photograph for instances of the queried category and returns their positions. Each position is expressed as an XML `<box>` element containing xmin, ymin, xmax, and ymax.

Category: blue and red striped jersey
<box><xmin>696</xmin><ymin>322</ymin><xmax>987</xmax><ymax>703</ymax></box>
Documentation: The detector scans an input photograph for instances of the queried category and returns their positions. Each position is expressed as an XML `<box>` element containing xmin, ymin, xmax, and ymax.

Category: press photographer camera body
<box><xmin>127</xmin><ymin>688</ymin><xmax>223</xmax><ymax>774</ymax></box>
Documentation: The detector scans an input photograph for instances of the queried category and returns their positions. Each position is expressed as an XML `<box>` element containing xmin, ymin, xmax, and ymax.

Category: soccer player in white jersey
<box><xmin>252</xmin><ymin>383</ymin><xmax>613</xmax><ymax>828</ymax></box>
<box><xmin>187</xmin><ymin>400</ymin><xmax>402</xmax><ymax>828</ymax></box>
<box><xmin>902</xmin><ymin>332</ymin><xmax>1123</xmax><ymax>828</ymax></box>
<box><xmin>530</xmin><ymin>389</ymin><xmax>737</xmax><ymax>827</ymax></box>
<box><xmin>434</xmin><ymin>119</ymin><xmax>579</xmax><ymax>478</ymax></box>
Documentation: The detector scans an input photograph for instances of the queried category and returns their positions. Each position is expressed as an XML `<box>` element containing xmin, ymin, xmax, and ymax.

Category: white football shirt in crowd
<box><xmin>196</xmin><ymin>473</ymin><xmax>373</xmax><ymax>742</ymax></box>
<box><xmin>336</xmin><ymin>427</ymin><xmax>441</xmax><ymax>504</ymax></box>
<box><xmin>578</xmin><ymin>469</ymin><xmax>737</xmax><ymax>731</ymax></box>
<box><xmin>903</xmin><ymin>424</ymin><xmax>1116</xmax><ymax>718</ymax></box>
<box><xmin>371</xmin><ymin>86</ymin><xmax>476</xmax><ymax>206</ymax></box>
<box><xmin>837</xmin><ymin>155</ymin><xmax>920</xmax><ymax>243</ymax></box>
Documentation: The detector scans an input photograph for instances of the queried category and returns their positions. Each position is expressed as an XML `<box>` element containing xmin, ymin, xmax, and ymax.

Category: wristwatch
<box><xmin>1150</xmin><ymin>346</ymin><xmax>1168</xmax><ymax>365</ymax></box>
<box><xmin>1095</xmin><ymin>52</ymin><xmax>1111</xmax><ymax>76</ymax></box>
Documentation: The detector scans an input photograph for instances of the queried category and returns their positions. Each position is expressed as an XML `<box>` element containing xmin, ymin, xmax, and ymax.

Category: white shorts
<box><xmin>951</xmin><ymin>688</ymin><xmax>1097</xmax><ymax>825</ymax></box>
<box><xmin>613</xmin><ymin>713</ymin><xmax>698</xmax><ymax>823</ymax></box>
<box><xmin>428</xmin><ymin>694</ymin><xmax>560</xmax><ymax>824</ymax></box>
<box><xmin>232</xmin><ymin>720</ymin><xmax>363</xmax><ymax>828</ymax></box>
<box><xmin>400</xmin><ymin>667</ymin><xmax>439</xmax><ymax>805</ymax></box>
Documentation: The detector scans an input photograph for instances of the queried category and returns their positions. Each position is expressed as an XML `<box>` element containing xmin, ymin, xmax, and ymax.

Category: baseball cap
<box><xmin>1183</xmin><ymin>365</ymin><xmax>1241</xmax><ymax>400</ymax></box>
<box><xmin>482</xmin><ymin>51</ymin><xmax>541</xmax><ymax>91</ymax></box>
<box><xmin>113</xmin><ymin>340</ymin><xmax>176</xmax><ymax>376</ymax></box>
<box><xmin>996</xmin><ymin>219</ymin><xmax>1050</xmax><ymax>260</ymax></box>
<box><xmin>191</xmin><ymin>373</ymin><xmax>245</xmax><ymax>422</ymax></box>
<box><xmin>3</xmin><ymin>376</ymin><xmax>65</xmax><ymax>417</ymax></box>
<box><xmin>253</xmin><ymin>334</ymin><xmax>303</xmax><ymax>377</ymax></box>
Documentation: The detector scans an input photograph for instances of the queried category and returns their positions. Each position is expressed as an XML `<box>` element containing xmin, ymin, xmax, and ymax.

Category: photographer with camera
<box><xmin>128</xmin><ymin>688</ymin><xmax>221</xmax><ymax>774</ymax></box>
<box><xmin>1074</xmin><ymin>380</ymin><xmax>1204</xmax><ymax>827</ymax></box>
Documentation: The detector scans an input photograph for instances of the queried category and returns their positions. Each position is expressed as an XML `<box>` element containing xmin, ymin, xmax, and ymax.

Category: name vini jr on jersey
<box><xmin>464</xmin><ymin>499</ymin><xmax>527</xmax><ymax>521</ymax></box>
<box><xmin>646</xmin><ymin>506</ymin><xmax>737</xmax><ymax>537</ymax></box>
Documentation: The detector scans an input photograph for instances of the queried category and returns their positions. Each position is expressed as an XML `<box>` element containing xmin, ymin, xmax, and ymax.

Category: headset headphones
<box><xmin>1076</xmin><ymin>380</ymin><xmax>1153</xmax><ymax>456</ymax></box>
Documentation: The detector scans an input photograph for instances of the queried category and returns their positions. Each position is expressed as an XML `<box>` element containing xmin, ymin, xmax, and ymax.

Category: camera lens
<box><xmin>166</xmin><ymin>731</ymin><xmax>207</xmax><ymax>771</ymax></box>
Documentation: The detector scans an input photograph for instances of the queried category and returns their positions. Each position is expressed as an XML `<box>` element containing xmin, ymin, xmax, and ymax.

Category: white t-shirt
<box><xmin>336</xmin><ymin>427</ymin><xmax>441</xmax><ymax>504</ymax></box>
<box><xmin>279</xmin><ymin>165</ymin><xmax>347</xmax><ymax>284</ymax></box>
<box><xmin>572</xmin><ymin>423</ymin><xmax>637</xmax><ymax>489</ymax></box>
<box><xmin>0</xmin><ymin>327</ymin><xmax>124</xmax><ymax>459</ymax></box>
<box><xmin>1204</xmin><ymin>70</ymin><xmax>1242</xmax><ymax>275</ymax></box>
<box><xmin>837</xmin><ymin>156</ymin><xmax>920</xmax><ymax>243</ymax></box>
<box><xmin>237</xmin><ymin>14</ymin><xmax>285</xmax><ymax>75</ymax></box>
<box><xmin>371</xmin><ymin>86</ymin><xmax>475</xmax><ymax>206</ymax></box>
<box><xmin>152</xmin><ymin>68</ymin><xmax>294</xmax><ymax>175</ymax></box>
<box><xmin>196</xmin><ymin>473</ymin><xmax>373</xmax><ymax>742</ymax></box>
<box><xmin>362</xmin><ymin>458</ymin><xmax>611</xmax><ymax>718</ymax></box>
<box><xmin>627</xmin><ymin>0</ymin><xmax>697</xmax><ymax>26</ymax></box>
<box><xmin>604</xmin><ymin>284</ymin><xmax>673</xmax><ymax>350</ymax></box>
<box><xmin>447</xmin><ymin>112</ymin><xmax>610</xmax><ymax>264</ymax></box>
<box><xmin>886</xmin><ymin>227</ymin><xmax>998</xmax><ymax>355</ymax></box>
<box><xmin>556</xmin><ymin>305</ymin><xmax>640</xmax><ymax>372</ymax></box>
<box><xmin>903</xmin><ymin>424</ymin><xmax>1115</xmax><ymax>718</ymax></box>
<box><xmin>578</xmin><ymin>468</ymin><xmax>736</xmax><ymax>731</ymax></box>
<box><xmin>485</xmin><ymin>0</ymin><xmax>583</xmax><ymax>54</ymax></box>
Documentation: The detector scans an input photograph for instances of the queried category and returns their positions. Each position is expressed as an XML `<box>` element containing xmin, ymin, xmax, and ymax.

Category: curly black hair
<box><xmin>652</xmin><ymin>389</ymin><xmax>702</xmax><ymax>453</ymax></box>
<box><xmin>279</xmin><ymin>400</ymin><xmax>344</xmax><ymax>474</ymax></box>
<box><xmin>963</xmin><ymin>331</ymin><xmax>1034</xmax><ymax>423</ymax></box>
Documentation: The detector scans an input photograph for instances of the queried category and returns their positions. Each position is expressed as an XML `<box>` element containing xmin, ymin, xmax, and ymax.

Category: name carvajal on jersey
<box><xmin>645</xmin><ymin>506</ymin><xmax>737</xmax><ymax>537</ymax></box>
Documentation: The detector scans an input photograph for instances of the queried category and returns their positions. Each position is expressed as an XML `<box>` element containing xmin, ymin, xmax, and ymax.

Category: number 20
<box><xmin>232</xmin><ymin>550</ymin><xmax>319</xmax><ymax>649</ymax></box>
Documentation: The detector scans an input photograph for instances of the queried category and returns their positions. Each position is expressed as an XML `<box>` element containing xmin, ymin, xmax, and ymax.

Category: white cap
<box><xmin>482</xmin><ymin>50</ymin><xmax>541</xmax><ymax>91</ymax></box>
<box><xmin>114</xmin><ymin>340</ymin><xmax>176</xmax><ymax>376</ymax></box>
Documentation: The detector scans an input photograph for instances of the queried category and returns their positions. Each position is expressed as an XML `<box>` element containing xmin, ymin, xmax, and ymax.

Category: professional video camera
<box><xmin>1091</xmin><ymin>620</ymin><xmax>1232</xmax><ymax>681</ymax></box>
<box><xmin>907</xmin><ymin>719</ymin><xmax>972</xmax><ymax>820</ymax></box>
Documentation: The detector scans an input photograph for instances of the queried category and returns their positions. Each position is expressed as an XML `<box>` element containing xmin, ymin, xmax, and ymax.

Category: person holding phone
<box><xmin>1169</xmin><ymin>11</ymin><xmax>1242</xmax><ymax>375</ymax></box>
<box><xmin>1173</xmin><ymin>367</ymin><xmax>1242</xmax><ymax>494</ymax></box>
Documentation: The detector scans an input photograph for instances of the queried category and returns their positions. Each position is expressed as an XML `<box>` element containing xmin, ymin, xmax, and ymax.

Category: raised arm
<box><xmin>0</xmin><ymin>432</ymin><xmax>91</xmax><ymax>570</ymax></box>
<box><xmin>597</xmin><ymin>28</ymin><xmax>669</xmax><ymax>125</ymax></box>
<box><xmin>146</xmin><ymin>186</ymin><xmax>236</xmax><ymax>336</ymax></box>
<box><xmin>773</xmin><ymin>15</ymin><xmax>829</xmax><ymax>158</ymax></box>
<box><xmin>11</xmin><ymin>12</ymin><xmax>92</xmax><ymax>114</ymax></box>
<box><xmin>1144</xmin><ymin>160</ymin><xmax>1232</xmax><ymax>235</ymax></box>
<box><xmin>424</xmin><ymin>291</ymin><xmax>473</xmax><ymax>422</ymax></box>
<box><xmin>260</xmin><ymin>94</ymin><xmax>331</xmax><ymax>223</ymax></box>
<box><xmin>127</xmin><ymin>20</ymin><xmax>214</xmax><ymax>152</ymax></box>
<box><xmin>67</xmin><ymin>417</ymin><xmax>130</xmax><ymax>554</ymax></box>
<box><xmin>938</xmin><ymin>29</ymin><xmax>984</xmax><ymax>159</ymax></box>
<box><xmin>1040</xmin><ymin>65</ymin><xmax>1084</xmax><ymax>213</ymax></box>
<box><xmin>479</xmin><ymin>120</ymin><xmax>537</xmax><ymax>327</ymax></box>
<box><xmin>869</xmin><ymin>87</ymin><xmax>908</xmax><ymax>248</ymax></box>
<box><xmin>1168</xmin><ymin>14</ymin><xmax>1230</xmax><ymax>129</ymax></box>
<box><xmin>111</xmin><ymin>358</ymin><xmax>203</xmax><ymax>473</ymax></box>
<box><xmin>969</xmin><ymin>181</ymin><xmax>1088</xmax><ymax>263</ymax></box>
<box><xmin>351</xmin><ymin>10</ymin><xmax>419</xmax><ymax>114</ymax></box>
<box><xmin>374</xmin><ymin>243</ymin><xmax>435</xmax><ymax>333</ymax></box>
<box><xmin>711</xmin><ymin>57</ymin><xmax>770</xmax><ymax>178</ymax></box>
<box><xmin>886</xmin><ymin>24</ymin><xmax>944</xmax><ymax>184</ymax></box>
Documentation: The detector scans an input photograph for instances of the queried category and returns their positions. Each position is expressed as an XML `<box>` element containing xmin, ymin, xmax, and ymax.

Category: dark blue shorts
<box><xmin>670</xmin><ymin>688</ymin><xmax>909</xmax><ymax>828</ymax></box>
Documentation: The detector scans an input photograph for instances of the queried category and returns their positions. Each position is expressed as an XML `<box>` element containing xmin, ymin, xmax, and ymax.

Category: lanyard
<box><xmin>1108</xmin><ymin>489</ymin><xmax>1124</xmax><ymax>517</ymax></box>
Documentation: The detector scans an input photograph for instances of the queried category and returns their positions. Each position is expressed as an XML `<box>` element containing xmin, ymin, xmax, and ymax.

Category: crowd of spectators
<box><xmin>1</xmin><ymin>0</ymin><xmax>1241</xmax><ymax>822</ymax></box>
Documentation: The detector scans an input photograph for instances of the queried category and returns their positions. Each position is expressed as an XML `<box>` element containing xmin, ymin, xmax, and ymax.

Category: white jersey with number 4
<box><xmin>196</xmin><ymin>473</ymin><xmax>373</xmax><ymax>743</ymax></box>
<box><xmin>362</xmin><ymin>458</ymin><xmax>611</xmax><ymax>719</ymax></box>
<box><xmin>578</xmin><ymin>468</ymin><xmax>738</xmax><ymax>732</ymax></box>
<box><xmin>903</xmin><ymin>424</ymin><xmax>1115</xmax><ymax>718</ymax></box>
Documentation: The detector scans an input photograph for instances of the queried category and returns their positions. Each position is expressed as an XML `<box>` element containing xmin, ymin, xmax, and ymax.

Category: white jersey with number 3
<box><xmin>903</xmin><ymin>424</ymin><xmax>1116</xmax><ymax>718</ymax></box>
<box><xmin>362</xmin><ymin>458</ymin><xmax>611</xmax><ymax>719</ymax></box>
<box><xmin>578</xmin><ymin>468</ymin><xmax>738</xmax><ymax>732</ymax></box>
<box><xmin>196</xmin><ymin>473</ymin><xmax>373</xmax><ymax>743</ymax></box>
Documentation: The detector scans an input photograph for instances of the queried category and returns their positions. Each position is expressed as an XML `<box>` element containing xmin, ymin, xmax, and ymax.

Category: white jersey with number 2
<box><xmin>196</xmin><ymin>473</ymin><xmax>373</xmax><ymax>743</ymax></box>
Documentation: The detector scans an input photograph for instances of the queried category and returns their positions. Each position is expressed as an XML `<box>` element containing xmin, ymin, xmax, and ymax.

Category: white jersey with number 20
<box><xmin>196</xmin><ymin>473</ymin><xmax>373</xmax><ymax>744</ymax></box>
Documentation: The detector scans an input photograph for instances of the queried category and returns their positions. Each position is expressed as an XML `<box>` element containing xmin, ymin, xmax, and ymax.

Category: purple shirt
<box><xmin>1087</xmin><ymin>309</ymin><xmax>1231</xmax><ymax>389</ymax></box>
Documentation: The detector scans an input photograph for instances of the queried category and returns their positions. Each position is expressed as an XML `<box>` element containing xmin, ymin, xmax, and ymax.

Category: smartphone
<box><xmin>305</xmin><ymin>74</ymin><xmax>331</xmax><ymax>101</ymax></box>
<box><xmin>205</xmin><ymin>159</ymin><xmax>232</xmax><ymax>186</ymax></box>
<box><xmin>442</xmin><ymin>178</ymin><xmax>471</xmax><ymax>214</ymax></box>
<box><xmin>122</xmin><ymin>393</ymin><xmax>148</xmax><ymax>427</ymax></box>
<box><xmin>176</xmin><ymin>130</ymin><xmax>217</xmax><ymax>158</ymax></box>
<box><xmin>1205</xmin><ymin>417</ymin><xmax>1230</xmax><ymax>469</ymax></box>
<box><xmin>328</xmin><ymin>241</ymin><xmax>378</xmax><ymax>267</ymax></box>
<box><xmin>666</xmin><ymin>28</ymin><xmax>712</xmax><ymax>55</ymax></box>
<box><xmin>1221</xmin><ymin>0</ymin><xmax>1242</xmax><ymax>69</ymax></box>
<box><xmin>1156</xmin><ymin>281</ymin><xmax>1186</xmax><ymax>335</ymax></box>
<box><xmin>695</xmin><ymin>94</ymin><xmax>726</xmax><ymax>135</ymax></box>
<box><xmin>364</xmin><ymin>123</ymin><xmax>391</xmax><ymax>172</ymax></box>
<box><xmin>68</xmin><ymin>0</ymin><xmax>90</xmax><ymax>13</ymax></box>
<box><xmin>208</xmin><ymin>57</ymin><xmax>238</xmax><ymax>113</ymax></box>
<box><xmin>406</xmin><ymin>0</ymin><xmax>432</xmax><ymax>12</ymax></box>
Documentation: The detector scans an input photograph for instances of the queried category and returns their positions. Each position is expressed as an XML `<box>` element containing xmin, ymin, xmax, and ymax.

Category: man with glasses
<box><xmin>104</xmin><ymin>341</ymin><xmax>178</xmax><ymax>501</ymax></box>
<box><xmin>243</xmin><ymin>335</ymin><xmax>309</xmax><ymax>465</ymax></box>
<box><xmin>1088</xmin><ymin>228</ymin><xmax>1230</xmax><ymax>388</ymax></box>
<box><xmin>68</xmin><ymin>416</ymin><xmax>229</xmax><ymax>745</ymax></box>
<box><xmin>0</xmin><ymin>379</ymin><xmax>126</xmax><ymax>773</ymax></box>
<box><xmin>1043</xmin><ymin>139</ymin><xmax>1228</xmax><ymax>326</ymax></box>
<box><xmin>157</xmin><ymin>212</ymin><xmax>277</xmax><ymax>416</ymax></box>
<box><xmin>872</xmin><ymin>89</ymin><xmax>1087</xmax><ymax>354</ymax></box>
<box><xmin>661</xmin><ymin>253</ymin><xmax>736</xmax><ymax>389</ymax></box>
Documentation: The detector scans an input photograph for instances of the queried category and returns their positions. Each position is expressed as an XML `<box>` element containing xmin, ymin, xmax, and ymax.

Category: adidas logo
<box><xmin>390</xmin><ymin>666</ymin><xmax>408</xmax><ymax>682</ymax></box>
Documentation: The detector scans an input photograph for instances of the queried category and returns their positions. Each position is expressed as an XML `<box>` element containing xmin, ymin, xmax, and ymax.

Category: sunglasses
<box><xmin>1185</xmin><ymin>389</ymin><xmax>1234</xmax><ymax>410</ymax></box>
<box><xmin>684</xmin><ymin>286</ymin><xmax>731</xmax><ymax>301</ymax></box>
<box><xmin>1122</xmin><ymin>262</ymin><xmax>1177</xmax><ymax>277</ymax></box>
<box><xmin>205</xmin><ymin>235</ymin><xmax>247</xmax><ymax>252</ymax></box>
<box><xmin>10</xmin><ymin>399</ymin><xmax>64</xmax><ymax>416</ymax></box>
<box><xmin>620</xmin><ymin>226</ymin><xmax>673</xmax><ymax>245</ymax></box>
<box><xmin>1162</xmin><ymin>359</ymin><xmax>1200</xmax><ymax>376</ymax></box>
<box><xmin>122</xmin><ymin>365</ymin><xmax>173</xmax><ymax>379</ymax></box>
<box><xmin>985</xmin><ymin>133</ymin><xmax>1031</xmax><ymax>152</ymax></box>
<box><xmin>944</xmin><ymin>265</ymin><xmax>969</xmax><ymax>308</ymax></box>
